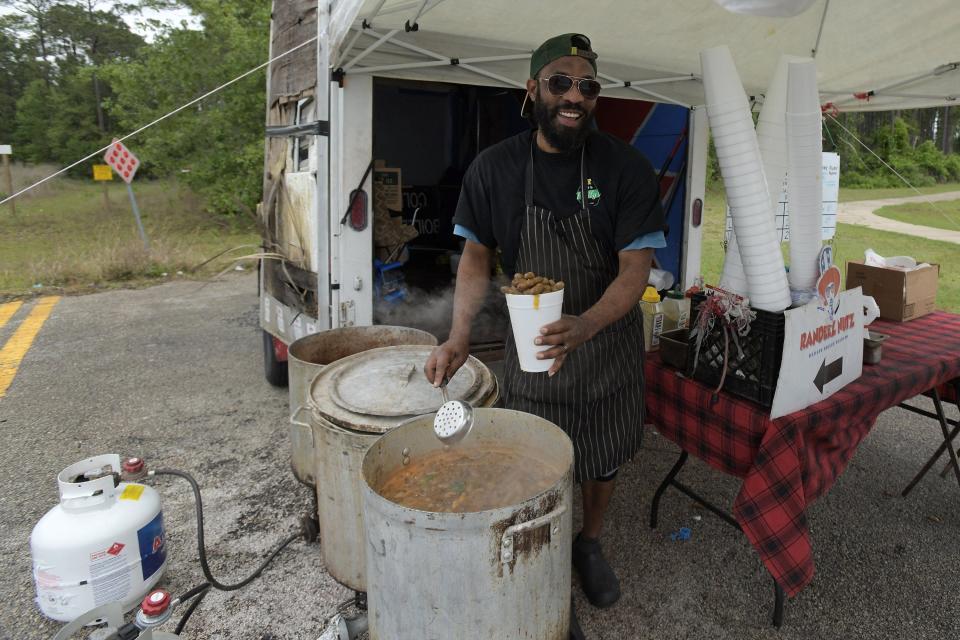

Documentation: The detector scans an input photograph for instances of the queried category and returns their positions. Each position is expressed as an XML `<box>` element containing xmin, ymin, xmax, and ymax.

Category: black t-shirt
<box><xmin>453</xmin><ymin>129</ymin><xmax>666</xmax><ymax>274</ymax></box>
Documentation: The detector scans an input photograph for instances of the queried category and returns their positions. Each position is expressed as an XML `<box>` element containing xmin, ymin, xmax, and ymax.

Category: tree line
<box><xmin>824</xmin><ymin>108</ymin><xmax>960</xmax><ymax>188</ymax></box>
<box><xmin>1</xmin><ymin>1</ymin><xmax>958</xmax><ymax>216</ymax></box>
<box><xmin>1</xmin><ymin>0</ymin><xmax>268</xmax><ymax>215</ymax></box>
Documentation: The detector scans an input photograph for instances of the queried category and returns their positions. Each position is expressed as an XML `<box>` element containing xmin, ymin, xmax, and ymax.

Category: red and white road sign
<box><xmin>103</xmin><ymin>139</ymin><xmax>140</xmax><ymax>184</ymax></box>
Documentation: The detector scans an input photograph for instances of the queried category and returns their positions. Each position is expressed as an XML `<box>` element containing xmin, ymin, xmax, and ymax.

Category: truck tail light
<box><xmin>348</xmin><ymin>189</ymin><xmax>368</xmax><ymax>231</ymax></box>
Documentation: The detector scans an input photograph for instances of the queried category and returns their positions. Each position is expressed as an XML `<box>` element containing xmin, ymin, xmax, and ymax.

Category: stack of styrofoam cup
<box><xmin>785</xmin><ymin>60</ymin><xmax>823</xmax><ymax>294</ymax></box>
<box><xmin>719</xmin><ymin>231</ymin><xmax>749</xmax><ymax>297</ymax></box>
<box><xmin>701</xmin><ymin>46</ymin><xmax>791</xmax><ymax>311</ymax></box>
<box><xmin>757</xmin><ymin>55</ymin><xmax>805</xmax><ymax>225</ymax></box>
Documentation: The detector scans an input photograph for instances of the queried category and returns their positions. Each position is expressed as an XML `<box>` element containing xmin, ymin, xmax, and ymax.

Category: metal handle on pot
<box><xmin>500</xmin><ymin>503</ymin><xmax>567</xmax><ymax>564</ymax></box>
<box><xmin>291</xmin><ymin>404</ymin><xmax>313</xmax><ymax>427</ymax></box>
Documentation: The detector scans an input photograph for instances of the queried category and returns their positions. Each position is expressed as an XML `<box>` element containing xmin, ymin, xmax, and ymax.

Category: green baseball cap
<box><xmin>530</xmin><ymin>33</ymin><xmax>598</xmax><ymax>79</ymax></box>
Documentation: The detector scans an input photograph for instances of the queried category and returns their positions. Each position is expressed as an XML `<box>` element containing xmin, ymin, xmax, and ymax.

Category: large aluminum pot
<box><xmin>362</xmin><ymin>408</ymin><xmax>573</xmax><ymax>639</ymax></box>
<box><xmin>310</xmin><ymin>345</ymin><xmax>498</xmax><ymax>592</ymax></box>
<box><xmin>288</xmin><ymin>326</ymin><xmax>436</xmax><ymax>486</ymax></box>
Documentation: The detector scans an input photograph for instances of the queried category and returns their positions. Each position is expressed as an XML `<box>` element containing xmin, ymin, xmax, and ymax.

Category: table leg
<box><xmin>901</xmin><ymin>388</ymin><xmax>960</xmax><ymax>496</ymax></box>
<box><xmin>938</xmin><ymin>380</ymin><xmax>960</xmax><ymax>479</ymax></box>
<box><xmin>931</xmin><ymin>390</ymin><xmax>960</xmax><ymax>488</ymax></box>
<box><xmin>650</xmin><ymin>450</ymin><xmax>688</xmax><ymax>529</ymax></box>
<box><xmin>773</xmin><ymin>581</ymin><xmax>785</xmax><ymax>628</ymax></box>
<box><xmin>648</xmin><ymin>449</ymin><xmax>787</xmax><ymax>627</ymax></box>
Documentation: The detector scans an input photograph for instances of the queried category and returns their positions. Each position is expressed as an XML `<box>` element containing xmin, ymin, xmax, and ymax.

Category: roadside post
<box><xmin>0</xmin><ymin>145</ymin><xmax>13</xmax><ymax>217</ymax></box>
<box><xmin>103</xmin><ymin>139</ymin><xmax>148</xmax><ymax>250</ymax></box>
<box><xmin>93</xmin><ymin>163</ymin><xmax>112</xmax><ymax>213</ymax></box>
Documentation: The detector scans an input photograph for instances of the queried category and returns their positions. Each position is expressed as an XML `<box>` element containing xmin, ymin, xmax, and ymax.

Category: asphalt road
<box><xmin>0</xmin><ymin>272</ymin><xmax>957</xmax><ymax>639</ymax></box>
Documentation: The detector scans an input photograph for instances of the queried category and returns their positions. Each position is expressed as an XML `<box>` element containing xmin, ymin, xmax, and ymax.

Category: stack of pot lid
<box><xmin>309</xmin><ymin>345</ymin><xmax>498</xmax><ymax>434</ymax></box>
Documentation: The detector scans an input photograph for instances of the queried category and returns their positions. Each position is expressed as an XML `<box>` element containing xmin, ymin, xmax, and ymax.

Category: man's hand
<box><xmin>534</xmin><ymin>315</ymin><xmax>598</xmax><ymax>376</ymax></box>
<box><xmin>425</xmin><ymin>337</ymin><xmax>471</xmax><ymax>387</ymax></box>
<box><xmin>532</xmin><ymin>249</ymin><xmax>654</xmax><ymax>377</ymax></box>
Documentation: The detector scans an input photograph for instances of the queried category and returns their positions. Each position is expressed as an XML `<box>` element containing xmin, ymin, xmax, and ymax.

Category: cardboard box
<box><xmin>373</xmin><ymin>160</ymin><xmax>402</xmax><ymax>215</ymax></box>
<box><xmin>845</xmin><ymin>260</ymin><xmax>939</xmax><ymax>321</ymax></box>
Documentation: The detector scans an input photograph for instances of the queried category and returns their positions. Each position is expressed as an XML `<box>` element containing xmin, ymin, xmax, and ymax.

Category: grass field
<box><xmin>873</xmin><ymin>199</ymin><xmax>960</xmax><ymax>232</ymax></box>
<box><xmin>0</xmin><ymin>171</ymin><xmax>260</xmax><ymax>300</ymax></box>
<box><xmin>1</xmin><ymin>166</ymin><xmax>957</xmax><ymax>310</ymax></box>
<box><xmin>837</xmin><ymin>182</ymin><xmax>960</xmax><ymax>202</ymax></box>
<box><xmin>700</xmin><ymin>184</ymin><xmax>960</xmax><ymax>313</ymax></box>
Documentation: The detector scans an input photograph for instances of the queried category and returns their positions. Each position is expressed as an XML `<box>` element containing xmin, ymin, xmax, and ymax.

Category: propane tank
<box><xmin>31</xmin><ymin>454</ymin><xmax>167</xmax><ymax>623</ymax></box>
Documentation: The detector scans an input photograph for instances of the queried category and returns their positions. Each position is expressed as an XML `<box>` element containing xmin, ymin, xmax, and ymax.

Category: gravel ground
<box><xmin>0</xmin><ymin>272</ymin><xmax>957</xmax><ymax>639</ymax></box>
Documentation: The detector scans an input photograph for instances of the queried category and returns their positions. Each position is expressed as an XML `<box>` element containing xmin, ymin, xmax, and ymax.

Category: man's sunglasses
<box><xmin>540</xmin><ymin>74</ymin><xmax>602</xmax><ymax>100</ymax></box>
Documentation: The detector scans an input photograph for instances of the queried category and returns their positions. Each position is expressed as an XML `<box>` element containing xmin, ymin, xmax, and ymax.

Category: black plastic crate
<box><xmin>685</xmin><ymin>292</ymin><xmax>785</xmax><ymax>407</ymax></box>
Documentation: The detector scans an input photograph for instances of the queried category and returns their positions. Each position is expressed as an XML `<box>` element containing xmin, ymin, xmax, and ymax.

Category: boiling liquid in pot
<box><xmin>377</xmin><ymin>444</ymin><xmax>560</xmax><ymax>513</ymax></box>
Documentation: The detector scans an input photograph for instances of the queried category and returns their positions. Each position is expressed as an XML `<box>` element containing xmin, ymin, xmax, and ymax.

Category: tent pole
<box><xmin>829</xmin><ymin>63</ymin><xmax>958</xmax><ymax>108</ymax></box>
<box><xmin>360</xmin><ymin>0</ymin><xmax>388</xmax><ymax>27</ymax></box>
<box><xmin>364</xmin><ymin>27</ymin><xmax>447</xmax><ymax>60</ymax></box>
<box><xmin>359</xmin><ymin>0</ymin><xmax>448</xmax><ymax>24</ymax></box>
<box><xmin>334</xmin><ymin>28</ymin><xmax>365</xmax><ymax>69</ymax></box>
<box><xmin>349</xmin><ymin>54</ymin><xmax>529</xmax><ymax>76</ymax></box>
<box><xmin>810</xmin><ymin>0</ymin><xmax>830</xmax><ymax>58</ymax></box>
<box><xmin>458</xmin><ymin>63</ymin><xmax>525</xmax><ymax>88</ymax></box>
<box><xmin>598</xmin><ymin>72</ymin><xmax>690</xmax><ymax>107</ymax></box>
<box><xmin>342</xmin><ymin>28</ymin><xmax>399</xmax><ymax>71</ymax></box>
<box><xmin>621</xmin><ymin>75</ymin><xmax>699</xmax><ymax>87</ymax></box>
<box><xmin>351</xmin><ymin>60</ymin><xmax>450</xmax><ymax>74</ymax></box>
<box><xmin>461</xmin><ymin>54</ymin><xmax>531</xmax><ymax>64</ymax></box>
<box><xmin>408</xmin><ymin>0</ymin><xmax>430</xmax><ymax>28</ymax></box>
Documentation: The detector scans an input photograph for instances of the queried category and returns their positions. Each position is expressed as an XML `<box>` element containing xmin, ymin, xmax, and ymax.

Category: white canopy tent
<box><xmin>258</xmin><ymin>0</ymin><xmax>959</xmax><ymax>338</ymax></box>
<box><xmin>326</xmin><ymin>0</ymin><xmax>960</xmax><ymax>111</ymax></box>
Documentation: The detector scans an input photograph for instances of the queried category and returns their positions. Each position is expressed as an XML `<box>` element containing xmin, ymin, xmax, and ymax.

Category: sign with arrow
<box><xmin>770</xmin><ymin>281</ymin><xmax>864</xmax><ymax>419</ymax></box>
<box><xmin>814</xmin><ymin>357</ymin><xmax>843</xmax><ymax>393</ymax></box>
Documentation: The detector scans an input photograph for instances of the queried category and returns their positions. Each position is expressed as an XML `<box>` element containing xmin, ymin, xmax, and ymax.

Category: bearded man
<box><xmin>425</xmin><ymin>33</ymin><xmax>667</xmax><ymax>638</ymax></box>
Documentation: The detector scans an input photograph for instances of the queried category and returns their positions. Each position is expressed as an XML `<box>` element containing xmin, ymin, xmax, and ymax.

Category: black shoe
<box><xmin>572</xmin><ymin>533</ymin><xmax>621</xmax><ymax>608</ymax></box>
<box><xmin>570</xmin><ymin>597</ymin><xmax>587</xmax><ymax>640</ymax></box>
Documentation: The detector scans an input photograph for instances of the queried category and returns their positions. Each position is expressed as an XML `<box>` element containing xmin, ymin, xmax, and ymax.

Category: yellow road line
<box><xmin>0</xmin><ymin>301</ymin><xmax>23</xmax><ymax>330</ymax></box>
<box><xmin>0</xmin><ymin>296</ymin><xmax>60</xmax><ymax>398</ymax></box>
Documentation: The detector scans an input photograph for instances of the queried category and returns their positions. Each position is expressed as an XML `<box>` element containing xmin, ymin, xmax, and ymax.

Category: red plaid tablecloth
<box><xmin>644</xmin><ymin>311</ymin><xmax>960</xmax><ymax>597</ymax></box>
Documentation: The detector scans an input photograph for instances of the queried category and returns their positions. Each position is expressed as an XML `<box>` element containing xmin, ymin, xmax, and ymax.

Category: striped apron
<box><xmin>502</xmin><ymin>138</ymin><xmax>646</xmax><ymax>483</ymax></box>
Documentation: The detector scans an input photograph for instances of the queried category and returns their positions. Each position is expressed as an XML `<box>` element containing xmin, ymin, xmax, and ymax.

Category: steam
<box><xmin>373</xmin><ymin>281</ymin><xmax>509</xmax><ymax>344</ymax></box>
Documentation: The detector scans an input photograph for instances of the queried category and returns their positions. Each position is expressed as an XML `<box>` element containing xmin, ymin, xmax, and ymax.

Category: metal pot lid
<box><xmin>310</xmin><ymin>345</ymin><xmax>498</xmax><ymax>434</ymax></box>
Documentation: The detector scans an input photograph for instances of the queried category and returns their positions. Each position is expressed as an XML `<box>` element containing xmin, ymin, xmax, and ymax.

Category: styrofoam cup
<box><xmin>722</xmin><ymin>172</ymin><xmax>767</xmax><ymax>188</ymax></box>
<box><xmin>720</xmin><ymin>231</ymin><xmax>749</xmax><ymax>296</ymax></box>
<box><xmin>716</xmin><ymin>139</ymin><xmax>760</xmax><ymax>157</ymax></box>
<box><xmin>718</xmin><ymin>159</ymin><xmax>763</xmax><ymax>177</ymax></box>
<box><xmin>787</xmin><ymin>135</ymin><xmax>823</xmax><ymax>149</ymax></box>
<box><xmin>741</xmin><ymin>269</ymin><xmax>792</xmax><ymax>285</ymax></box>
<box><xmin>707</xmin><ymin>98</ymin><xmax>751</xmax><ymax>114</ymax></box>
<box><xmin>787</xmin><ymin>112</ymin><xmax>823</xmax><ymax>124</ymax></box>
<box><xmin>701</xmin><ymin>46</ymin><xmax>748</xmax><ymax>104</ymax></box>
<box><xmin>717</xmin><ymin>147</ymin><xmax>761</xmax><ymax>162</ymax></box>
<box><xmin>727</xmin><ymin>193</ymin><xmax>769</xmax><ymax>208</ymax></box>
<box><xmin>737</xmin><ymin>228</ymin><xmax>785</xmax><ymax>246</ymax></box>
<box><xmin>787</xmin><ymin>61</ymin><xmax>820</xmax><ymax>113</ymax></box>
<box><xmin>749</xmin><ymin>277</ymin><xmax>792</xmax><ymax>293</ymax></box>
<box><xmin>760</xmin><ymin>55</ymin><xmax>809</xmax><ymax>119</ymax></box>
<box><xmin>726</xmin><ymin>190</ymin><xmax>770</xmax><ymax>208</ymax></box>
<box><xmin>710</xmin><ymin>121</ymin><xmax>758</xmax><ymax>139</ymax></box>
<box><xmin>717</xmin><ymin>150</ymin><xmax>763</xmax><ymax>166</ymax></box>
<box><xmin>506</xmin><ymin>289</ymin><xmax>565</xmax><ymax>372</ymax></box>
<box><xmin>706</xmin><ymin>109</ymin><xmax>751</xmax><ymax>127</ymax></box>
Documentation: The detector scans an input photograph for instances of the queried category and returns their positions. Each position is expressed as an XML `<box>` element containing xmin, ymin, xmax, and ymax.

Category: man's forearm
<box><xmin>449</xmin><ymin>242</ymin><xmax>494</xmax><ymax>343</ymax></box>
<box><xmin>579</xmin><ymin>249</ymin><xmax>653</xmax><ymax>338</ymax></box>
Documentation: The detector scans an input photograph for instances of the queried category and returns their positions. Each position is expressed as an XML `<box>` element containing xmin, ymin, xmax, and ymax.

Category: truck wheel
<box><xmin>262</xmin><ymin>330</ymin><xmax>289</xmax><ymax>387</ymax></box>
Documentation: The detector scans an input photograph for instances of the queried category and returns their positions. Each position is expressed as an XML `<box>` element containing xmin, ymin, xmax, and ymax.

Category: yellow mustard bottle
<box><xmin>640</xmin><ymin>286</ymin><xmax>664</xmax><ymax>352</ymax></box>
